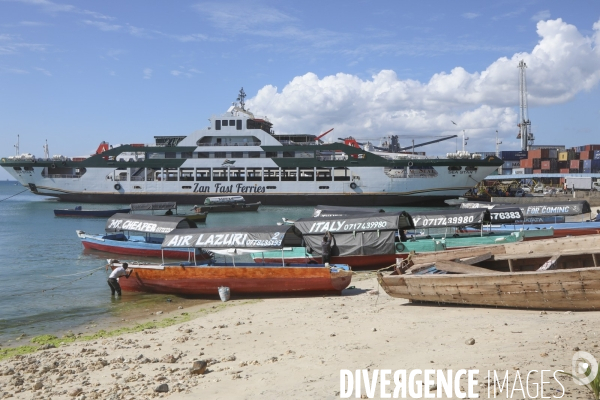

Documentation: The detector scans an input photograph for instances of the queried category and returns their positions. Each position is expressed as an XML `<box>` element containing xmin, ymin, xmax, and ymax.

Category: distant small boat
<box><xmin>193</xmin><ymin>196</ymin><xmax>260</xmax><ymax>213</ymax></box>
<box><xmin>130</xmin><ymin>201</ymin><xmax>207</xmax><ymax>222</ymax></box>
<box><xmin>54</xmin><ymin>207</ymin><xmax>130</xmax><ymax>217</ymax></box>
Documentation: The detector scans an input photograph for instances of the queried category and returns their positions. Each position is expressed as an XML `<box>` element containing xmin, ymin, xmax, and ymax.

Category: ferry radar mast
<box><xmin>517</xmin><ymin>60</ymin><xmax>534</xmax><ymax>151</ymax></box>
<box><xmin>236</xmin><ymin>87</ymin><xmax>246</xmax><ymax>111</ymax></box>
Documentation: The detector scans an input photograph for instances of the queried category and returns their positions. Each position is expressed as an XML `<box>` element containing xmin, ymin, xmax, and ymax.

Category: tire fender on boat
<box><xmin>51</xmin><ymin>163</ymin><xmax>56</xmax><ymax>169</ymax></box>
<box><xmin>395</xmin><ymin>242</ymin><xmax>405</xmax><ymax>252</ymax></box>
<box><xmin>114</xmin><ymin>183</ymin><xmax>122</xmax><ymax>191</ymax></box>
<box><xmin>350</xmin><ymin>182</ymin><xmax>357</xmax><ymax>189</ymax></box>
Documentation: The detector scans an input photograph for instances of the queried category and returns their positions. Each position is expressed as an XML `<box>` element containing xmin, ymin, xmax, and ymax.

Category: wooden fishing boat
<box><xmin>77</xmin><ymin>214</ymin><xmax>209</xmax><ymax>259</ymax></box>
<box><xmin>193</xmin><ymin>196</ymin><xmax>261</xmax><ymax>213</ymax></box>
<box><xmin>106</xmin><ymin>225</ymin><xmax>352</xmax><ymax>297</ymax></box>
<box><xmin>377</xmin><ymin>234</ymin><xmax>600</xmax><ymax>310</ymax></box>
<box><xmin>54</xmin><ymin>206</ymin><xmax>130</xmax><ymax>217</ymax></box>
<box><xmin>130</xmin><ymin>201</ymin><xmax>207</xmax><ymax>223</ymax></box>
<box><xmin>252</xmin><ymin>208</ymin><xmax>553</xmax><ymax>270</ymax></box>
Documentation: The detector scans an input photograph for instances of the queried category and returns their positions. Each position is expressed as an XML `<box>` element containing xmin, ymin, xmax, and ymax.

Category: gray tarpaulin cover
<box><xmin>312</xmin><ymin>205</ymin><xmax>385</xmax><ymax>217</ymax></box>
<box><xmin>130</xmin><ymin>202</ymin><xmax>177</xmax><ymax>211</ymax></box>
<box><xmin>105</xmin><ymin>213</ymin><xmax>197</xmax><ymax>233</ymax></box>
<box><xmin>409</xmin><ymin>209</ymin><xmax>489</xmax><ymax>228</ymax></box>
<box><xmin>460</xmin><ymin>200</ymin><xmax>590</xmax><ymax>217</ymax></box>
<box><xmin>161</xmin><ymin>225</ymin><xmax>303</xmax><ymax>253</ymax></box>
<box><xmin>294</xmin><ymin>212</ymin><xmax>414</xmax><ymax>257</ymax></box>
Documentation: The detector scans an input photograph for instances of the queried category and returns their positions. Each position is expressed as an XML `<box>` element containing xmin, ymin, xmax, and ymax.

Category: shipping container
<box><xmin>558</xmin><ymin>151</ymin><xmax>576</xmax><ymax>161</ymax></box>
<box><xmin>580</xmin><ymin>151</ymin><xmax>594</xmax><ymax>160</ymax></box>
<box><xmin>524</xmin><ymin>168</ymin><xmax>533</xmax><ymax>174</ymax></box>
<box><xmin>500</xmin><ymin>151</ymin><xmax>528</xmax><ymax>160</ymax></box>
<box><xmin>541</xmin><ymin>160</ymin><xmax>551</xmax><ymax>170</ymax></box>
<box><xmin>512</xmin><ymin>168</ymin><xmax>525</xmax><ymax>174</ymax></box>
<box><xmin>520</xmin><ymin>159</ymin><xmax>533</xmax><ymax>168</ymax></box>
<box><xmin>569</xmin><ymin>168</ymin><xmax>580</xmax><ymax>174</ymax></box>
<box><xmin>583</xmin><ymin>160</ymin><xmax>592</xmax><ymax>168</ymax></box>
<box><xmin>532</xmin><ymin>158</ymin><xmax>541</xmax><ymax>169</ymax></box>
<box><xmin>533</xmin><ymin>169</ymin><xmax>542</xmax><ymax>174</ymax></box>
<box><xmin>590</xmin><ymin>145</ymin><xmax>600</xmax><ymax>151</ymax></box>
<box><xmin>558</xmin><ymin>160</ymin><xmax>568</xmax><ymax>169</ymax></box>
<box><xmin>594</xmin><ymin>150</ymin><xmax>600</xmax><ymax>160</ymax></box>
<box><xmin>570</xmin><ymin>159</ymin><xmax>582</xmax><ymax>169</ymax></box>
<box><xmin>502</xmin><ymin>169</ymin><xmax>513</xmax><ymax>175</ymax></box>
<box><xmin>548</xmin><ymin>149</ymin><xmax>558</xmax><ymax>159</ymax></box>
<box><xmin>559</xmin><ymin>168</ymin><xmax>570</xmax><ymax>174</ymax></box>
<box><xmin>502</xmin><ymin>160</ymin><xmax>521</xmax><ymax>168</ymax></box>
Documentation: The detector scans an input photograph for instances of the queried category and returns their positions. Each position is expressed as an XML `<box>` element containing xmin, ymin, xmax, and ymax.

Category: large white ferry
<box><xmin>1</xmin><ymin>89</ymin><xmax>502</xmax><ymax>206</ymax></box>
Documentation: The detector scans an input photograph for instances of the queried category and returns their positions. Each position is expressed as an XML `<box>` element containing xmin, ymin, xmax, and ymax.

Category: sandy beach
<box><xmin>1</xmin><ymin>271</ymin><xmax>598</xmax><ymax>399</ymax></box>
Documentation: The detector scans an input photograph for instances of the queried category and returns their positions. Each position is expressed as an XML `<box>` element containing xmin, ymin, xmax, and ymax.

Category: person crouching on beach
<box><xmin>108</xmin><ymin>262</ymin><xmax>131</xmax><ymax>297</ymax></box>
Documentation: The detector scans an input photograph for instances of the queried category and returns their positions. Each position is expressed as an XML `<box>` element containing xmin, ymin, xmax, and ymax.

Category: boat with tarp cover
<box><xmin>460</xmin><ymin>200</ymin><xmax>599</xmax><ymax>238</ymax></box>
<box><xmin>77</xmin><ymin>214</ymin><xmax>210</xmax><ymax>259</ymax></box>
<box><xmin>130</xmin><ymin>201</ymin><xmax>207</xmax><ymax>223</ymax></box>
<box><xmin>107</xmin><ymin>224</ymin><xmax>352</xmax><ymax>296</ymax></box>
<box><xmin>252</xmin><ymin>208</ymin><xmax>553</xmax><ymax>269</ymax></box>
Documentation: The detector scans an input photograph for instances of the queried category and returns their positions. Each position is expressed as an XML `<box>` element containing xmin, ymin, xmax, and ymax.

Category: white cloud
<box><xmin>171</xmin><ymin>70</ymin><xmax>182</xmax><ymax>76</ymax></box>
<box><xmin>170</xmin><ymin>67</ymin><xmax>202</xmax><ymax>78</ymax></box>
<box><xmin>34</xmin><ymin>67</ymin><xmax>51</xmax><ymax>76</ymax></box>
<box><xmin>247</xmin><ymin>18</ymin><xmax>600</xmax><ymax>151</ymax></box>
<box><xmin>532</xmin><ymin>10</ymin><xmax>551</xmax><ymax>21</ymax></box>
<box><xmin>143</xmin><ymin>68</ymin><xmax>152</xmax><ymax>79</ymax></box>
<box><xmin>83</xmin><ymin>20</ymin><xmax>121</xmax><ymax>32</ymax></box>
<box><xmin>462</xmin><ymin>13</ymin><xmax>480</xmax><ymax>19</ymax></box>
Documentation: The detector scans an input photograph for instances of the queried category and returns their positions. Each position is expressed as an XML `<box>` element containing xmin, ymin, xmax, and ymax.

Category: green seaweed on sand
<box><xmin>0</xmin><ymin>299</ymin><xmax>260</xmax><ymax>361</ymax></box>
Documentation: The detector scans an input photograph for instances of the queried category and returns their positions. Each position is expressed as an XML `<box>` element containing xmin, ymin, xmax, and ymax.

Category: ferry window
<box><xmin>281</xmin><ymin>168</ymin><xmax>297</xmax><ymax>181</ymax></box>
<box><xmin>196</xmin><ymin>152</ymin><xmax>209</xmax><ymax>158</ymax></box>
<box><xmin>247</xmin><ymin>168</ymin><xmax>262</xmax><ymax>181</ymax></box>
<box><xmin>196</xmin><ymin>168</ymin><xmax>211</xmax><ymax>181</ymax></box>
<box><xmin>264</xmin><ymin>168</ymin><xmax>280</xmax><ymax>181</ymax></box>
<box><xmin>134</xmin><ymin>185</ymin><xmax>142</xmax><ymax>189</ymax></box>
<box><xmin>299</xmin><ymin>168</ymin><xmax>314</xmax><ymax>181</ymax></box>
<box><xmin>316</xmin><ymin>168</ymin><xmax>332</xmax><ymax>181</ymax></box>
<box><xmin>465</xmin><ymin>166</ymin><xmax>477</xmax><ymax>171</ymax></box>
<box><xmin>248</xmin><ymin>152</ymin><xmax>261</xmax><ymax>158</ymax></box>
<box><xmin>212</xmin><ymin>168</ymin><xmax>228</xmax><ymax>181</ymax></box>
<box><xmin>214</xmin><ymin>152</ymin><xmax>226</xmax><ymax>158</ymax></box>
<box><xmin>231</xmin><ymin>152</ymin><xmax>243</xmax><ymax>158</ymax></box>
<box><xmin>118</xmin><ymin>172</ymin><xmax>128</xmax><ymax>181</ymax></box>
<box><xmin>266</xmin><ymin>151</ymin><xmax>277</xmax><ymax>158</ymax></box>
<box><xmin>266</xmin><ymin>186</ymin><xmax>276</xmax><ymax>190</ymax></box>
<box><xmin>24</xmin><ymin>166</ymin><xmax>34</xmax><ymax>171</ymax></box>
<box><xmin>181</xmin><ymin>151</ymin><xmax>193</xmax><ymax>159</ymax></box>
<box><xmin>333</xmin><ymin>167</ymin><xmax>351</xmax><ymax>181</ymax></box>
<box><xmin>13</xmin><ymin>167</ymin><xmax>22</xmax><ymax>171</ymax></box>
<box><xmin>166</xmin><ymin>168</ymin><xmax>178</xmax><ymax>181</ymax></box>
<box><xmin>165</xmin><ymin>152</ymin><xmax>176</xmax><ymax>159</ymax></box>
<box><xmin>229</xmin><ymin>168</ymin><xmax>245</xmax><ymax>181</ymax></box>
<box><xmin>215</xmin><ymin>120</ymin><xmax>221</xmax><ymax>130</ymax></box>
<box><xmin>181</xmin><ymin>186</ymin><xmax>191</xmax><ymax>189</ymax></box>
<box><xmin>247</xmin><ymin>119</ymin><xmax>261</xmax><ymax>130</ymax></box>
<box><xmin>319</xmin><ymin>186</ymin><xmax>330</xmax><ymax>189</ymax></box>
<box><xmin>222</xmin><ymin>120</ymin><xmax>229</xmax><ymax>126</ymax></box>
<box><xmin>283</xmin><ymin>151</ymin><xmax>295</xmax><ymax>158</ymax></box>
<box><xmin>448</xmin><ymin>166</ymin><xmax>462</xmax><ymax>171</ymax></box>
<box><xmin>147</xmin><ymin>168</ymin><xmax>160</xmax><ymax>181</ymax></box>
<box><xmin>236</xmin><ymin>120</ymin><xmax>242</xmax><ymax>130</ymax></box>
<box><xmin>179</xmin><ymin>168</ymin><xmax>194</xmax><ymax>181</ymax></box>
<box><xmin>229</xmin><ymin>120</ymin><xmax>235</xmax><ymax>126</ymax></box>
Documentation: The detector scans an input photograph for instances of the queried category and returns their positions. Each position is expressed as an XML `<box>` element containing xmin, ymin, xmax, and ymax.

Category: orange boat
<box><xmin>106</xmin><ymin>225</ymin><xmax>352</xmax><ymax>297</ymax></box>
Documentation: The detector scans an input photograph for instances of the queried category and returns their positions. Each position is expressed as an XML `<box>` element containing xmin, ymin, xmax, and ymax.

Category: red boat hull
<box><xmin>113</xmin><ymin>264</ymin><xmax>353</xmax><ymax>296</ymax></box>
<box><xmin>82</xmin><ymin>241</ymin><xmax>206</xmax><ymax>260</ymax></box>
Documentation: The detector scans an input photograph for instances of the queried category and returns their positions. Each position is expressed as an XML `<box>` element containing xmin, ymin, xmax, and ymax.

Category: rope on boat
<box><xmin>0</xmin><ymin>188</ymin><xmax>29</xmax><ymax>202</ymax></box>
<box><xmin>7</xmin><ymin>266</ymin><xmax>105</xmax><ymax>298</ymax></box>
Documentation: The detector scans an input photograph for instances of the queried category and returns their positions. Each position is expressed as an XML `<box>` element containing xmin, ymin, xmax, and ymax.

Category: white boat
<box><xmin>0</xmin><ymin>89</ymin><xmax>502</xmax><ymax>206</ymax></box>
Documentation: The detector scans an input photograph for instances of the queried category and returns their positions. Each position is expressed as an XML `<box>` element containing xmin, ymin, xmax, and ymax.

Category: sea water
<box><xmin>0</xmin><ymin>180</ymin><xmax>431</xmax><ymax>345</ymax></box>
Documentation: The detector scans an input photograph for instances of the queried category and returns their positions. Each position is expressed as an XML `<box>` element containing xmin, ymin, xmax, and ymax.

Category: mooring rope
<box><xmin>0</xmin><ymin>188</ymin><xmax>29</xmax><ymax>202</ymax></box>
<box><xmin>42</xmin><ymin>265</ymin><xmax>106</xmax><ymax>278</ymax></box>
<box><xmin>4</xmin><ymin>266</ymin><xmax>105</xmax><ymax>298</ymax></box>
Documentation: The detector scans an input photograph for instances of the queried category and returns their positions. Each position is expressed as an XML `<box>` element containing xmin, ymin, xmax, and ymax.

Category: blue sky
<box><xmin>1</xmin><ymin>0</ymin><xmax>600</xmax><ymax>179</ymax></box>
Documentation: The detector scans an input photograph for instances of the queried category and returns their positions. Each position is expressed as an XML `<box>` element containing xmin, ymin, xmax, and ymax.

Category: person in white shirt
<box><xmin>107</xmin><ymin>262</ymin><xmax>131</xmax><ymax>296</ymax></box>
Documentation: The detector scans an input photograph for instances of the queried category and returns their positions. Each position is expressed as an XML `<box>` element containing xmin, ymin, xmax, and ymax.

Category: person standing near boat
<box><xmin>107</xmin><ymin>262</ymin><xmax>131</xmax><ymax>297</ymax></box>
<box><xmin>321</xmin><ymin>232</ymin><xmax>334</xmax><ymax>265</ymax></box>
